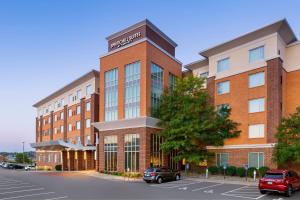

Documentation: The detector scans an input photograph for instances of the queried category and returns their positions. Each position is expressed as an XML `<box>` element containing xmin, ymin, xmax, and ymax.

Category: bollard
<box><xmin>253</xmin><ymin>170</ymin><xmax>256</xmax><ymax>182</ymax></box>
<box><xmin>205</xmin><ymin>168</ymin><xmax>208</xmax><ymax>179</ymax></box>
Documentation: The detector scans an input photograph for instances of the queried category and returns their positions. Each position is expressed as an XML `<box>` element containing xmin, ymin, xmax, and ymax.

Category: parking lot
<box><xmin>0</xmin><ymin>168</ymin><xmax>299</xmax><ymax>200</ymax></box>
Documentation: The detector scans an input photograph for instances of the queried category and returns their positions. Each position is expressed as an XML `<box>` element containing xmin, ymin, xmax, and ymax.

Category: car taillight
<box><xmin>150</xmin><ymin>172</ymin><xmax>156</xmax><ymax>176</ymax></box>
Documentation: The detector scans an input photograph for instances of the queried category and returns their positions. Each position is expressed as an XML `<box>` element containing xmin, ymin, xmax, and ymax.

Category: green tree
<box><xmin>274</xmin><ymin>107</ymin><xmax>300</xmax><ymax>165</ymax></box>
<box><xmin>15</xmin><ymin>153</ymin><xmax>31</xmax><ymax>164</ymax></box>
<box><xmin>154</xmin><ymin>76</ymin><xmax>240</xmax><ymax>164</ymax></box>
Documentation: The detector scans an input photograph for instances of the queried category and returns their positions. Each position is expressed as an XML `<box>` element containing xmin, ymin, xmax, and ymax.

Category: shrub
<box><xmin>208</xmin><ymin>166</ymin><xmax>219</xmax><ymax>175</ymax></box>
<box><xmin>259</xmin><ymin>166</ymin><xmax>270</xmax><ymax>177</ymax></box>
<box><xmin>236</xmin><ymin>167</ymin><xmax>246</xmax><ymax>177</ymax></box>
<box><xmin>226</xmin><ymin>166</ymin><xmax>236</xmax><ymax>176</ymax></box>
<box><xmin>247</xmin><ymin>167</ymin><xmax>257</xmax><ymax>178</ymax></box>
<box><xmin>218</xmin><ymin>166</ymin><xmax>225</xmax><ymax>174</ymax></box>
<box><xmin>55</xmin><ymin>165</ymin><xmax>62</xmax><ymax>171</ymax></box>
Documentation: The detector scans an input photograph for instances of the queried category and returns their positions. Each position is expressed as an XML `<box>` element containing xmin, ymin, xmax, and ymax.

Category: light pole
<box><xmin>22</xmin><ymin>142</ymin><xmax>25</xmax><ymax>164</ymax></box>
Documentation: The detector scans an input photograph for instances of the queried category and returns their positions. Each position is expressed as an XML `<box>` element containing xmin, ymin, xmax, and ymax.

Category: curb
<box><xmin>184</xmin><ymin>177</ymin><xmax>258</xmax><ymax>186</ymax></box>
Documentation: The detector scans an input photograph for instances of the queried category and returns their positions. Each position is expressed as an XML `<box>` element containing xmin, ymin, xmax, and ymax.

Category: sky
<box><xmin>0</xmin><ymin>0</ymin><xmax>300</xmax><ymax>152</ymax></box>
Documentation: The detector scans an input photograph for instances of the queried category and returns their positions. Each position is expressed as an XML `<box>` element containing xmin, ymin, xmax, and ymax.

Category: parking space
<box><xmin>222</xmin><ymin>185</ymin><xmax>266</xmax><ymax>199</ymax></box>
<box><xmin>0</xmin><ymin>176</ymin><xmax>68</xmax><ymax>200</ymax></box>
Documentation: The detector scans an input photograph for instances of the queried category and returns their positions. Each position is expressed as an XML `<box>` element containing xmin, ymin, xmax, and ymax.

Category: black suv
<box><xmin>143</xmin><ymin>167</ymin><xmax>180</xmax><ymax>184</ymax></box>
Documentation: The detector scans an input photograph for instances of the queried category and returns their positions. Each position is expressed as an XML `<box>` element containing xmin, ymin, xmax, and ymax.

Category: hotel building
<box><xmin>32</xmin><ymin>19</ymin><xmax>300</xmax><ymax>172</ymax></box>
<box><xmin>32</xmin><ymin>70</ymin><xmax>99</xmax><ymax>170</ymax></box>
<box><xmin>185</xmin><ymin>19</ymin><xmax>300</xmax><ymax>170</ymax></box>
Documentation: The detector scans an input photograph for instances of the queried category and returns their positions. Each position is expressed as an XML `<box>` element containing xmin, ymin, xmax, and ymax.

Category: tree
<box><xmin>274</xmin><ymin>107</ymin><xmax>300</xmax><ymax>165</ymax></box>
<box><xmin>15</xmin><ymin>153</ymin><xmax>31</xmax><ymax>164</ymax></box>
<box><xmin>154</xmin><ymin>76</ymin><xmax>240</xmax><ymax>164</ymax></box>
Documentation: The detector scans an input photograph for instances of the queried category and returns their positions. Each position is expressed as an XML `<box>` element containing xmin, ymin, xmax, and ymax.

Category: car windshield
<box><xmin>264</xmin><ymin>173</ymin><xmax>284</xmax><ymax>179</ymax></box>
<box><xmin>145</xmin><ymin>167</ymin><xmax>155</xmax><ymax>172</ymax></box>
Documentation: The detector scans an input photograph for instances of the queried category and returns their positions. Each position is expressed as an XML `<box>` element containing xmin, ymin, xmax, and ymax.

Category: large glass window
<box><xmin>124</xmin><ymin>62</ymin><xmax>140</xmax><ymax>119</ymax></box>
<box><xmin>217</xmin><ymin>81</ymin><xmax>230</xmax><ymax>95</ymax></box>
<box><xmin>104</xmin><ymin>136</ymin><xmax>118</xmax><ymax>171</ymax></box>
<box><xmin>249</xmin><ymin>46</ymin><xmax>264</xmax><ymax>63</ymax></box>
<box><xmin>105</xmin><ymin>68</ymin><xmax>118</xmax><ymax>121</ymax></box>
<box><xmin>86</xmin><ymin>84</ymin><xmax>92</xmax><ymax>96</ymax></box>
<box><xmin>248</xmin><ymin>152</ymin><xmax>264</xmax><ymax>168</ymax></box>
<box><xmin>124</xmin><ymin>134</ymin><xmax>140</xmax><ymax>172</ymax></box>
<box><xmin>150</xmin><ymin>134</ymin><xmax>164</xmax><ymax>167</ymax></box>
<box><xmin>151</xmin><ymin>63</ymin><xmax>163</xmax><ymax>115</ymax></box>
<box><xmin>168</xmin><ymin>73</ymin><xmax>176</xmax><ymax>92</ymax></box>
<box><xmin>249</xmin><ymin>98</ymin><xmax>265</xmax><ymax>113</ymax></box>
<box><xmin>216</xmin><ymin>153</ymin><xmax>229</xmax><ymax>167</ymax></box>
<box><xmin>217</xmin><ymin>58</ymin><xmax>230</xmax><ymax>72</ymax></box>
<box><xmin>249</xmin><ymin>72</ymin><xmax>265</xmax><ymax>88</ymax></box>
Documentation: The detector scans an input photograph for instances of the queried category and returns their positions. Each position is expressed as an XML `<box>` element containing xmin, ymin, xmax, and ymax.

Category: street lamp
<box><xmin>22</xmin><ymin>142</ymin><xmax>25</xmax><ymax>164</ymax></box>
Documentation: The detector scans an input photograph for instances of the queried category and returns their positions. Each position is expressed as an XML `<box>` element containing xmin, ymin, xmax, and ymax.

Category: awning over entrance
<box><xmin>30</xmin><ymin>140</ymin><xmax>96</xmax><ymax>151</ymax></box>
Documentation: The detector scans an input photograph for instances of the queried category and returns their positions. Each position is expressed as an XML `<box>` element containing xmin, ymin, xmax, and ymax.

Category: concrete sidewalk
<box><xmin>78</xmin><ymin>171</ymin><xmax>143</xmax><ymax>182</ymax></box>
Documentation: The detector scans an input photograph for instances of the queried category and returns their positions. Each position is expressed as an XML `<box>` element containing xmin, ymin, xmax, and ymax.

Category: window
<box><xmin>76</xmin><ymin>121</ymin><xmax>80</xmax><ymax>130</ymax></box>
<box><xmin>249</xmin><ymin>124</ymin><xmax>265</xmax><ymax>138</ymax></box>
<box><xmin>125</xmin><ymin>61</ymin><xmax>140</xmax><ymax>119</ymax></box>
<box><xmin>86</xmin><ymin>119</ymin><xmax>91</xmax><ymax>128</ymax></box>
<box><xmin>76</xmin><ymin>136</ymin><xmax>81</xmax><ymax>145</ymax></box>
<box><xmin>217</xmin><ymin>58</ymin><xmax>230</xmax><ymax>72</ymax></box>
<box><xmin>48</xmin><ymin>117</ymin><xmax>51</xmax><ymax>124</ymax></box>
<box><xmin>54</xmin><ymin>128</ymin><xmax>57</xmax><ymax>134</ymax></box>
<box><xmin>68</xmin><ymin>123</ymin><xmax>72</xmax><ymax>132</ymax></box>
<box><xmin>68</xmin><ymin>94</ymin><xmax>73</xmax><ymax>103</ymax></box>
<box><xmin>248</xmin><ymin>152</ymin><xmax>264</xmax><ymax>168</ymax></box>
<box><xmin>199</xmin><ymin>72</ymin><xmax>209</xmax><ymax>88</ymax></box>
<box><xmin>53</xmin><ymin>154</ymin><xmax>57</xmax><ymax>163</ymax></box>
<box><xmin>47</xmin><ymin>154</ymin><xmax>51</xmax><ymax>162</ymax></box>
<box><xmin>169</xmin><ymin>73</ymin><xmax>176</xmax><ymax>92</ymax></box>
<box><xmin>68</xmin><ymin>138</ymin><xmax>72</xmax><ymax>144</ymax></box>
<box><xmin>249</xmin><ymin>46</ymin><xmax>264</xmax><ymax>63</ymax></box>
<box><xmin>48</xmin><ymin>128</ymin><xmax>50</xmax><ymax>135</ymax></box>
<box><xmin>60</xmin><ymin>98</ymin><xmax>65</xmax><ymax>107</ymax></box>
<box><xmin>76</xmin><ymin>90</ymin><xmax>81</xmax><ymax>100</ymax></box>
<box><xmin>151</xmin><ymin>63</ymin><xmax>163</xmax><ymax>115</ymax></box>
<box><xmin>86</xmin><ymin>135</ymin><xmax>91</xmax><ymax>145</ymax></box>
<box><xmin>54</xmin><ymin>115</ymin><xmax>57</xmax><ymax>122</ymax></box>
<box><xmin>124</xmin><ymin>134</ymin><xmax>140</xmax><ymax>172</ymax></box>
<box><xmin>249</xmin><ymin>98</ymin><xmax>265</xmax><ymax>113</ymax></box>
<box><xmin>86</xmin><ymin>102</ymin><xmax>91</xmax><ymax>111</ymax></box>
<box><xmin>216</xmin><ymin>104</ymin><xmax>230</xmax><ymax>116</ymax></box>
<box><xmin>104</xmin><ymin>136</ymin><xmax>118</xmax><ymax>172</ymax></box>
<box><xmin>150</xmin><ymin>134</ymin><xmax>164</xmax><ymax>167</ymax></box>
<box><xmin>60</xmin><ymin>112</ymin><xmax>64</xmax><ymax>120</ymax></box>
<box><xmin>68</xmin><ymin>109</ymin><xmax>72</xmax><ymax>117</ymax></box>
<box><xmin>249</xmin><ymin>72</ymin><xmax>265</xmax><ymax>88</ymax></box>
<box><xmin>86</xmin><ymin>84</ymin><xmax>92</xmax><ymax>96</ymax></box>
<box><xmin>217</xmin><ymin>81</ymin><xmax>230</xmax><ymax>95</ymax></box>
<box><xmin>105</xmin><ymin>68</ymin><xmax>118</xmax><ymax>121</ymax></box>
<box><xmin>76</xmin><ymin>106</ymin><xmax>81</xmax><ymax>115</ymax></box>
<box><xmin>216</xmin><ymin>153</ymin><xmax>229</xmax><ymax>167</ymax></box>
<box><xmin>60</xmin><ymin>125</ymin><xmax>64</xmax><ymax>133</ymax></box>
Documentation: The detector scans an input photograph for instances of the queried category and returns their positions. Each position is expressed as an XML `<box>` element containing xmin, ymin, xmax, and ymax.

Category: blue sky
<box><xmin>0</xmin><ymin>0</ymin><xmax>300</xmax><ymax>152</ymax></box>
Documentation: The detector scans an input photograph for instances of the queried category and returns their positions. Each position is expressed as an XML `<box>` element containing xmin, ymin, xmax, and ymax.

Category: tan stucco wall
<box><xmin>285</xmin><ymin>42</ymin><xmax>300</xmax><ymax>72</ymax></box>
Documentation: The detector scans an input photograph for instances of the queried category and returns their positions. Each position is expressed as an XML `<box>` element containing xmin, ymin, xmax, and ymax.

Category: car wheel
<box><xmin>285</xmin><ymin>185</ymin><xmax>293</xmax><ymax>197</ymax></box>
<box><xmin>259</xmin><ymin>190</ymin><xmax>266</xmax><ymax>194</ymax></box>
<box><xmin>157</xmin><ymin>177</ymin><xmax>163</xmax><ymax>184</ymax></box>
<box><xmin>175</xmin><ymin>174</ymin><xmax>180</xmax><ymax>181</ymax></box>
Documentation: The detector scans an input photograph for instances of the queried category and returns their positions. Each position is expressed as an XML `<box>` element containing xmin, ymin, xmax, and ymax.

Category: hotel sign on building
<box><xmin>110</xmin><ymin>32</ymin><xmax>141</xmax><ymax>49</ymax></box>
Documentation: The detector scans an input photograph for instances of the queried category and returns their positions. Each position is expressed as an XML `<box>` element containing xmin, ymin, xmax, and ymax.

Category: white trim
<box><xmin>99</xmin><ymin>38</ymin><xmax>182</xmax><ymax>65</ymax></box>
<box><xmin>207</xmin><ymin>143</ymin><xmax>276</xmax><ymax>150</ymax></box>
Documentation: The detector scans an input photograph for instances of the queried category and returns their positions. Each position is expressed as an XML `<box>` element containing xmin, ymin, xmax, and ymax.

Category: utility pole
<box><xmin>22</xmin><ymin>142</ymin><xmax>25</xmax><ymax>164</ymax></box>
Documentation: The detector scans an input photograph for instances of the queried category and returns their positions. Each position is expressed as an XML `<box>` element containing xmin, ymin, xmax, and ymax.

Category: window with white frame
<box><xmin>47</xmin><ymin>128</ymin><xmax>50</xmax><ymax>135</ymax></box>
<box><xmin>68</xmin><ymin>123</ymin><xmax>72</xmax><ymax>132</ymax></box>
<box><xmin>77</xmin><ymin>90</ymin><xmax>81</xmax><ymax>100</ymax></box>
<box><xmin>216</xmin><ymin>153</ymin><xmax>229</xmax><ymax>167</ymax></box>
<box><xmin>76</xmin><ymin>106</ymin><xmax>81</xmax><ymax>115</ymax></box>
<box><xmin>249</xmin><ymin>98</ymin><xmax>265</xmax><ymax>113</ymax></box>
<box><xmin>86</xmin><ymin>135</ymin><xmax>91</xmax><ymax>145</ymax></box>
<box><xmin>68</xmin><ymin>94</ymin><xmax>73</xmax><ymax>103</ymax></box>
<box><xmin>60</xmin><ymin>125</ymin><xmax>64</xmax><ymax>133</ymax></box>
<box><xmin>249</xmin><ymin>46</ymin><xmax>264</xmax><ymax>63</ymax></box>
<box><xmin>86</xmin><ymin>84</ymin><xmax>92</xmax><ymax>96</ymax></box>
<box><xmin>249</xmin><ymin>124</ymin><xmax>265</xmax><ymax>138</ymax></box>
<box><xmin>86</xmin><ymin>119</ymin><xmax>91</xmax><ymax>128</ymax></box>
<box><xmin>60</xmin><ymin>112</ymin><xmax>64</xmax><ymax>120</ymax></box>
<box><xmin>68</xmin><ymin>109</ymin><xmax>72</xmax><ymax>117</ymax></box>
<box><xmin>105</xmin><ymin>68</ymin><xmax>118</xmax><ymax>121</ymax></box>
<box><xmin>54</xmin><ymin>115</ymin><xmax>57</xmax><ymax>122</ymax></box>
<box><xmin>104</xmin><ymin>135</ymin><xmax>118</xmax><ymax>171</ymax></box>
<box><xmin>48</xmin><ymin>117</ymin><xmax>51</xmax><ymax>124</ymax></box>
<box><xmin>76</xmin><ymin>121</ymin><xmax>80</xmax><ymax>130</ymax></box>
<box><xmin>124</xmin><ymin>134</ymin><xmax>140</xmax><ymax>172</ymax></box>
<box><xmin>217</xmin><ymin>81</ymin><xmax>230</xmax><ymax>95</ymax></box>
<box><xmin>54</xmin><ymin>128</ymin><xmax>57</xmax><ymax>134</ymax></box>
<box><xmin>76</xmin><ymin>136</ymin><xmax>81</xmax><ymax>145</ymax></box>
<box><xmin>249</xmin><ymin>72</ymin><xmax>265</xmax><ymax>88</ymax></box>
<box><xmin>47</xmin><ymin>154</ymin><xmax>51</xmax><ymax>162</ymax></box>
<box><xmin>86</xmin><ymin>102</ymin><xmax>91</xmax><ymax>111</ymax></box>
<box><xmin>53</xmin><ymin>154</ymin><xmax>57</xmax><ymax>163</ymax></box>
<box><xmin>217</xmin><ymin>57</ymin><xmax>230</xmax><ymax>72</ymax></box>
<box><xmin>248</xmin><ymin>152</ymin><xmax>264</xmax><ymax>168</ymax></box>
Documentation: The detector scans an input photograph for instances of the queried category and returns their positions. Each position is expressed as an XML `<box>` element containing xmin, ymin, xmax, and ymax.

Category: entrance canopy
<box><xmin>31</xmin><ymin>140</ymin><xmax>96</xmax><ymax>151</ymax></box>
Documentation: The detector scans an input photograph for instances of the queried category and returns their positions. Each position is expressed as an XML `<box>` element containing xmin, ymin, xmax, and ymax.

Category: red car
<box><xmin>259</xmin><ymin>169</ymin><xmax>300</xmax><ymax>197</ymax></box>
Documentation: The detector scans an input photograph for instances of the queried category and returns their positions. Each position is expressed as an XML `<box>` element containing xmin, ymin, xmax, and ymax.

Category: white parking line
<box><xmin>0</xmin><ymin>192</ymin><xmax>55</xmax><ymax>200</ymax></box>
<box><xmin>0</xmin><ymin>183</ymin><xmax>30</xmax><ymax>187</ymax></box>
<box><xmin>165</xmin><ymin>182</ymin><xmax>203</xmax><ymax>189</ymax></box>
<box><xmin>0</xmin><ymin>188</ymin><xmax>44</xmax><ymax>195</ymax></box>
<box><xmin>192</xmin><ymin>183</ymin><xmax>223</xmax><ymax>191</ymax></box>
<box><xmin>0</xmin><ymin>185</ymin><xmax>35</xmax><ymax>190</ymax></box>
<box><xmin>43</xmin><ymin>196</ymin><xmax>68</xmax><ymax>200</ymax></box>
<box><xmin>222</xmin><ymin>185</ymin><xmax>267</xmax><ymax>200</ymax></box>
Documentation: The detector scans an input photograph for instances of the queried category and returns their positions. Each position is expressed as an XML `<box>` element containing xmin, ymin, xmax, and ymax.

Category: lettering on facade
<box><xmin>110</xmin><ymin>32</ymin><xmax>141</xmax><ymax>49</ymax></box>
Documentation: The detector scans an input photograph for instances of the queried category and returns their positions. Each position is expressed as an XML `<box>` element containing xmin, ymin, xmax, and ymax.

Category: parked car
<box><xmin>259</xmin><ymin>169</ymin><xmax>300</xmax><ymax>197</ymax></box>
<box><xmin>25</xmin><ymin>165</ymin><xmax>36</xmax><ymax>171</ymax></box>
<box><xmin>7</xmin><ymin>164</ymin><xmax>24</xmax><ymax>170</ymax></box>
<box><xmin>143</xmin><ymin>167</ymin><xmax>180</xmax><ymax>184</ymax></box>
